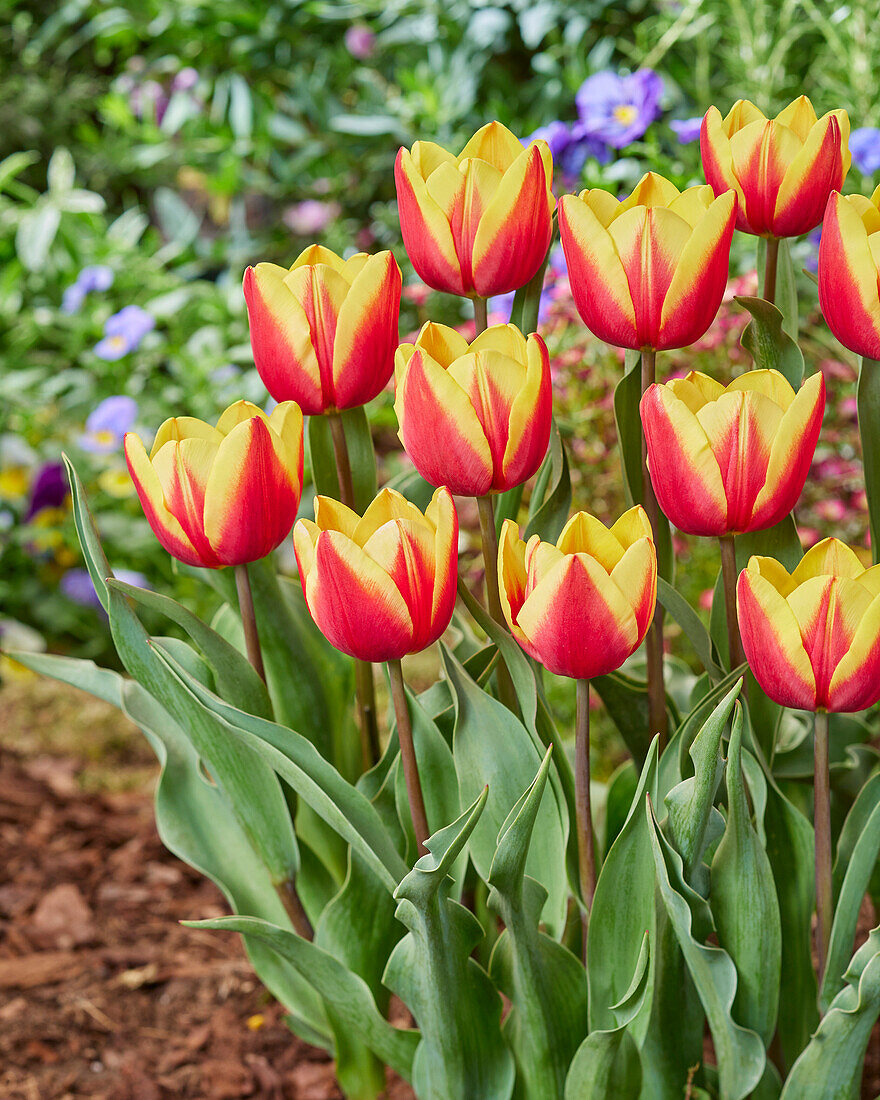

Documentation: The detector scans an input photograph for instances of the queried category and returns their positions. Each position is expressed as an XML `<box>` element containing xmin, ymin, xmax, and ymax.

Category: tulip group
<box><xmin>394</xmin><ymin>322</ymin><xmax>552</xmax><ymax>497</ymax></box>
<box><xmin>640</xmin><ymin>369</ymin><xmax>825</xmax><ymax>537</ymax></box>
<box><xmin>701</xmin><ymin>96</ymin><xmax>850</xmax><ymax>238</ymax></box>
<box><xmin>243</xmin><ymin>246</ymin><xmax>401</xmax><ymax>415</ymax></box>
<box><xmin>125</xmin><ymin>401</ymin><xmax>304</xmax><ymax>568</ymax></box>
<box><xmin>395</xmin><ymin>121</ymin><xmax>554</xmax><ymax>299</ymax></box>
<box><xmin>293</xmin><ymin>487</ymin><xmax>458</xmax><ymax>663</ymax></box>
<box><xmin>557</xmin><ymin>172</ymin><xmax>736</xmax><ymax>351</ymax></box>
<box><xmin>498</xmin><ymin>508</ymin><xmax>657</xmax><ymax>681</ymax></box>
<box><xmin>737</xmin><ymin>539</ymin><xmax>880</xmax><ymax>713</ymax></box>
<box><xmin>818</xmin><ymin>187</ymin><xmax>880</xmax><ymax>359</ymax></box>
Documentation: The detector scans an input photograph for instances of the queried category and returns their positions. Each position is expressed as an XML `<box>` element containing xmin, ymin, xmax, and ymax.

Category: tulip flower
<box><xmin>640</xmin><ymin>369</ymin><xmax>825</xmax><ymax>537</ymax></box>
<box><xmin>498</xmin><ymin>507</ymin><xmax>656</xmax><ymax>681</ymax></box>
<box><xmin>125</xmin><ymin>400</ymin><xmax>304</xmax><ymax>569</ymax></box>
<box><xmin>293</xmin><ymin>486</ymin><xmax>458</xmax><ymax>664</ymax></box>
<box><xmin>557</xmin><ymin>172</ymin><xmax>736</xmax><ymax>351</ymax></box>
<box><xmin>701</xmin><ymin>96</ymin><xmax>850</xmax><ymax>238</ymax></box>
<box><xmin>394</xmin><ymin>121</ymin><xmax>554</xmax><ymax>299</ymax></box>
<box><xmin>394</xmin><ymin>322</ymin><xmax>552</xmax><ymax>497</ymax></box>
<box><xmin>243</xmin><ymin>246</ymin><xmax>401</xmax><ymax>415</ymax></box>
<box><xmin>737</xmin><ymin>538</ymin><xmax>880</xmax><ymax>713</ymax></box>
<box><xmin>817</xmin><ymin>187</ymin><xmax>880</xmax><ymax>359</ymax></box>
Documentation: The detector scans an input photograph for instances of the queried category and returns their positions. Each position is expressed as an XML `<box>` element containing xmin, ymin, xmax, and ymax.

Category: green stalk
<box><xmin>814</xmin><ymin>709</ymin><xmax>833</xmax><ymax>985</ymax></box>
<box><xmin>388</xmin><ymin>658</ymin><xmax>429</xmax><ymax>856</ymax></box>
<box><xmin>763</xmin><ymin>236</ymin><xmax>780</xmax><ymax>306</ymax></box>
<box><xmin>575</xmin><ymin>678</ymin><xmax>596</xmax><ymax>964</ymax></box>
<box><xmin>476</xmin><ymin>494</ymin><xmax>518</xmax><ymax>714</ymax></box>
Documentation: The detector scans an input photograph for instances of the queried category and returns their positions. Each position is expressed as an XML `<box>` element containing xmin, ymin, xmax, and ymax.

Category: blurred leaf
<box><xmin>154</xmin><ymin>186</ymin><xmax>201</xmax><ymax>247</ymax></box>
<box><xmin>47</xmin><ymin>146</ymin><xmax>75</xmax><ymax>193</ymax></box>
<box><xmin>524</xmin><ymin>421</ymin><xmax>570</xmax><ymax>543</ymax></box>
<box><xmin>329</xmin><ymin>114</ymin><xmax>403</xmax><ymax>136</ymax></box>
<box><xmin>16</xmin><ymin>202</ymin><xmax>61</xmax><ymax>270</ymax></box>
<box><xmin>657</xmin><ymin>577</ymin><xmax>725</xmax><ymax>681</ymax></box>
<box><xmin>228</xmin><ymin>74</ymin><xmax>254</xmax><ymax>140</ymax></box>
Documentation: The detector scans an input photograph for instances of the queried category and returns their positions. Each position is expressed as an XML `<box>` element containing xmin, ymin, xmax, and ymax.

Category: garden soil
<box><xmin>0</xmin><ymin>677</ymin><xmax>877</xmax><ymax>1098</ymax></box>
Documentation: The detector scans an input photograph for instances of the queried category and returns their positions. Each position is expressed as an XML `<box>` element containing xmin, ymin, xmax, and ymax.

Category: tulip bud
<box><xmin>125</xmin><ymin>401</ymin><xmax>304</xmax><ymax>568</ymax></box>
<box><xmin>557</xmin><ymin>173</ymin><xmax>736</xmax><ymax>351</ymax></box>
<box><xmin>497</xmin><ymin>508</ymin><xmax>656</xmax><ymax>680</ymax></box>
<box><xmin>641</xmin><ymin>369</ymin><xmax>825</xmax><ymax>537</ymax></box>
<box><xmin>394</xmin><ymin>322</ymin><xmax>552</xmax><ymax>497</ymax></box>
<box><xmin>737</xmin><ymin>538</ymin><xmax>880</xmax><ymax>712</ymax></box>
<box><xmin>293</xmin><ymin>487</ymin><xmax>458</xmax><ymax>662</ymax></box>
<box><xmin>818</xmin><ymin>187</ymin><xmax>880</xmax><ymax>359</ymax></box>
<box><xmin>395</xmin><ymin>121</ymin><xmax>554</xmax><ymax>299</ymax></box>
<box><xmin>701</xmin><ymin>96</ymin><xmax>850</xmax><ymax>238</ymax></box>
<box><xmin>243</xmin><ymin>246</ymin><xmax>401</xmax><ymax>415</ymax></box>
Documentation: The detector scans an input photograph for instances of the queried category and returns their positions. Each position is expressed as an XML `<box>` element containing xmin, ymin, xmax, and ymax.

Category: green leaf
<box><xmin>441</xmin><ymin>643</ymin><xmax>568</xmax><ymax>936</ymax></box>
<box><xmin>16</xmin><ymin>201</ymin><xmax>61</xmax><ymax>269</ymax></box>
<box><xmin>657</xmin><ymin>577</ymin><xmax>725</xmax><ymax>681</ymax></box>
<box><xmin>106</xmin><ymin>578</ymin><xmax>272</xmax><ymax>719</ymax></box>
<box><xmin>564</xmin><ymin>933</ymin><xmax>650</xmax><ymax>1100</ymax></box>
<box><xmin>509</xmin><ymin>246</ymin><xmax>550</xmax><ymax>334</ymax></box>
<box><xmin>736</xmin><ymin>295</ymin><xmax>805</xmax><ymax>388</ymax></box>
<box><xmin>493</xmin><ymin>482</ymin><xmax>525</xmax><ymax>538</ymax></box>
<box><xmin>524</xmin><ymin>422</ymin><xmax>571</xmax><ymax>543</ymax></box>
<box><xmin>488</xmin><ymin>749</ymin><xmax>587</xmax><ymax>1100</ymax></box>
<box><xmin>756</xmin><ymin>237</ymin><xmax>799</xmax><ymax>342</ymax></box>
<box><xmin>648</xmin><ymin>801</ymin><xmax>767</xmax><ymax>1100</ymax></box>
<box><xmin>592</xmin><ymin>669</ymin><xmax>655</xmax><ymax>768</ymax></box>
<box><xmin>189</xmin><ymin>915</ymin><xmax>419</xmax><ymax>1082</ymax></box>
<box><xmin>384</xmin><ymin>790</ymin><xmax>516</xmax><ymax>1100</ymax></box>
<box><xmin>780</xmin><ymin>928</ymin><xmax>880</xmax><ymax>1099</ymax></box>
<box><xmin>858</xmin><ymin>357</ymin><xmax>880</xmax><ymax>564</ymax></box>
<box><xmin>307</xmin><ymin>407</ymin><xmax>378</xmax><ymax>514</ymax></box>
<box><xmin>820</xmin><ymin>778</ymin><xmax>880</xmax><ymax>1012</ymax></box>
<box><xmin>711</xmin><ymin>705</ymin><xmax>781</xmax><ymax>1044</ymax></box>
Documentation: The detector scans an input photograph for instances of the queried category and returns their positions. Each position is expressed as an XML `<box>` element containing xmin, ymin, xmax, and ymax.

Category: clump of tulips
<box><xmin>17</xmin><ymin>104</ymin><xmax>880</xmax><ymax>1100</ymax></box>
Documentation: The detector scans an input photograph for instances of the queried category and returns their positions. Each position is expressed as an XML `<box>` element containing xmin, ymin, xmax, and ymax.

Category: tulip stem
<box><xmin>575</xmin><ymin>678</ymin><xmax>596</xmax><ymax>964</ymax></box>
<box><xmin>276</xmin><ymin>878</ymin><xmax>313</xmax><ymax>940</ymax></box>
<box><xmin>476</xmin><ymin>494</ymin><xmax>518</xmax><ymax>713</ymax></box>
<box><xmin>327</xmin><ymin>408</ymin><xmax>381</xmax><ymax>768</ymax></box>
<box><xmin>764</xmin><ymin>236</ymin><xmax>780</xmax><ymax>306</ymax></box>
<box><xmin>388</xmin><ymin>658</ymin><xmax>430</xmax><ymax>857</ymax></box>
<box><xmin>719</xmin><ymin>535</ymin><xmax>746</xmax><ymax>672</ymax></box>
<box><xmin>640</xmin><ymin>348</ymin><xmax>668</xmax><ymax>751</ymax></box>
<box><xmin>234</xmin><ymin>563</ymin><xmax>266</xmax><ymax>682</ymax></box>
<box><xmin>814</xmin><ymin>709</ymin><xmax>833</xmax><ymax>985</ymax></box>
<box><xmin>473</xmin><ymin>296</ymin><xmax>488</xmax><ymax>336</ymax></box>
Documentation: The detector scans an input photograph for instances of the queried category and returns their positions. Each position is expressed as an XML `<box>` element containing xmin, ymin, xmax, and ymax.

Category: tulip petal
<box><xmin>282</xmin><ymin>263</ymin><xmax>349</xmax><ymax>407</ymax></box>
<box><xmin>773</xmin><ymin>113</ymin><xmax>848</xmax><ymax>237</ymax></box>
<box><xmin>791</xmin><ymin>537</ymin><xmax>865</xmax><ymax>585</ymax></box>
<box><xmin>556</xmin><ymin>511</ymin><xmax>625</xmax><ymax>568</ymax></box>
<box><xmin>267</xmin><ymin>401</ymin><xmax>306</xmax><ymax>475</ymax></box>
<box><xmin>827</xmin><ymin>592</ymin><xmax>880</xmax><ymax>711</ymax></box>
<box><xmin>787</xmin><ymin>577</ymin><xmax>873</xmax><ymax>706</ymax></box>
<box><xmin>395</xmin><ymin>148</ymin><xmax>466</xmax><ymax>296</ymax></box>
<box><xmin>701</xmin><ymin>107</ymin><xmax>746</xmax><ymax>216</ymax></box>
<box><xmin>737</xmin><ymin>569</ymin><xmax>816</xmax><ymax>709</ymax></box>
<box><xmin>470</xmin><ymin>323</ymin><xmax>529</xmax><ymax>361</ymax></box>
<box><xmin>413</xmin><ymin>321</ymin><xmax>470</xmax><ymax>367</ymax></box>
<box><xmin>151</xmin><ymin>437</ymin><xmax>219</xmax><ymax>566</ymax></box>
<box><xmin>355</xmin><ymin>487</ymin><xmax>435</xmax><ymax>546</ymax></box>
<box><xmin>331</xmin><ymin>251</ymin><xmax>401</xmax><ymax>409</ymax></box>
<box><xmin>610</xmin><ymin>537</ymin><xmax>657</xmax><ymax>643</ymax></box>
<box><xmin>458</xmin><ymin>121</ymin><xmax>524</xmax><ymax>171</ymax></box>
<box><xmin>818</xmin><ymin>192</ymin><xmax>880</xmax><ymax>360</ymax></box>
<box><xmin>497</xmin><ymin>520</ymin><xmax>531</xmax><ymax>649</ymax></box>
<box><xmin>610</xmin><ymin>505</ymin><xmax>654</xmax><ymax>548</ymax></box>
<box><xmin>501</xmin><ymin>334</ymin><xmax>552</xmax><ymax>491</ymax></box>
<box><xmin>425</xmin><ymin>487</ymin><xmax>458</xmax><ymax>644</ymax></box>
<box><xmin>775</xmin><ymin>96</ymin><xmax>818</xmax><ymax>140</ymax></box>
<box><xmin>447</xmin><ymin>349</ymin><xmax>525</xmax><ymax>479</ymax></box>
<box><xmin>216</xmin><ymin>400</ymin><xmax>268</xmax><ymax>435</ymax></box>
<box><xmin>151</xmin><ymin>416</ymin><xmax>222</xmax><ymax>457</ymax></box>
<box><xmin>313</xmin><ymin>496</ymin><xmax>361</xmax><ymax>540</ymax></box>
<box><xmin>362</xmin><ymin>517</ymin><xmax>438</xmax><ymax>650</ymax></box>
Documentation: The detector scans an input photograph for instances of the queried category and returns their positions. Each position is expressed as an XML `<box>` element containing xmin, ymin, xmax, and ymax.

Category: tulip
<box><xmin>125</xmin><ymin>400</ymin><xmax>304</xmax><ymax>569</ymax></box>
<box><xmin>394</xmin><ymin>121</ymin><xmax>554</xmax><ymax>299</ymax></box>
<box><xmin>557</xmin><ymin>172</ymin><xmax>736</xmax><ymax>351</ymax></box>
<box><xmin>701</xmin><ymin>96</ymin><xmax>850</xmax><ymax>239</ymax></box>
<box><xmin>640</xmin><ymin>369</ymin><xmax>825</xmax><ymax>537</ymax></box>
<box><xmin>498</xmin><ymin>507</ymin><xmax>657</xmax><ymax>681</ymax></box>
<box><xmin>818</xmin><ymin>187</ymin><xmax>880</xmax><ymax>359</ymax></box>
<box><xmin>293</xmin><ymin>486</ymin><xmax>458</xmax><ymax>664</ymax></box>
<box><xmin>243</xmin><ymin>246</ymin><xmax>401</xmax><ymax>415</ymax></box>
<box><xmin>394</xmin><ymin>322</ymin><xmax>552</xmax><ymax>497</ymax></box>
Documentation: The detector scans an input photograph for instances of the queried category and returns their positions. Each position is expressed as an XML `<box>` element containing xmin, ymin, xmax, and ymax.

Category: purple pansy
<box><xmin>78</xmin><ymin>395</ymin><xmax>139</xmax><ymax>454</ymax></box>
<box><xmin>850</xmin><ymin>128</ymin><xmax>880</xmax><ymax>175</ymax></box>
<box><xmin>61</xmin><ymin>567</ymin><xmax>151</xmax><ymax>610</ymax></box>
<box><xmin>575</xmin><ymin>69</ymin><xmax>664</xmax><ymax>148</ymax></box>
<box><xmin>61</xmin><ymin>264</ymin><xmax>115</xmax><ymax>314</ymax></box>
<box><xmin>25</xmin><ymin>462</ymin><xmax>68</xmax><ymax>521</ymax></box>
<box><xmin>345</xmin><ymin>24</ymin><xmax>375</xmax><ymax>59</ymax></box>
<box><xmin>525</xmin><ymin>121</ymin><xmax>609</xmax><ymax>184</ymax></box>
<box><xmin>94</xmin><ymin>305</ymin><xmax>155</xmax><ymax>360</ymax></box>
<box><xmin>670</xmin><ymin>117</ymin><xmax>703</xmax><ymax>144</ymax></box>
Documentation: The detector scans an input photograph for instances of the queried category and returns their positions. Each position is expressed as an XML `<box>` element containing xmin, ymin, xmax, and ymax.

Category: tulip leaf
<box><xmin>188</xmin><ymin>914</ymin><xmax>419</xmax><ymax>1082</ymax></box>
<box><xmin>779</xmin><ymin>928</ymin><xmax>880</xmax><ymax>1100</ymax></box>
<box><xmin>756</xmin><ymin>237</ymin><xmax>799</xmax><ymax>343</ymax></box>
<box><xmin>604</xmin><ymin>759</ymin><xmax>638</xmax><ymax>853</ymax></box>
<box><xmin>647</xmin><ymin>801</ymin><xmax>767</xmax><ymax>1100</ymax></box>
<box><xmin>820</xmin><ymin>778</ymin><xmax>880</xmax><ymax>1012</ymax></box>
<box><xmin>440</xmin><ymin>643</ymin><xmax>569</xmax><ymax>936</ymax></box>
<box><xmin>307</xmin><ymin>406</ymin><xmax>378</xmax><ymax>514</ymax></box>
<box><xmin>487</xmin><ymin>748</ymin><xmax>587</xmax><ymax>1100</ymax></box>
<box><xmin>711</xmin><ymin>705</ymin><xmax>781</xmax><ymax>1044</ymax></box>
<box><xmin>592</xmin><ymin>668</ymin><xmax>657</xmax><ymax>768</ymax></box>
<box><xmin>383</xmin><ymin>789</ymin><xmax>516</xmax><ymax>1100</ymax></box>
<box><xmin>564</xmin><ymin>932</ymin><xmax>650</xmax><ymax>1100</ymax></box>
<box><xmin>657</xmin><ymin>576</ymin><xmax>725</xmax><ymax>681</ymax></box>
<box><xmin>13</xmin><ymin>650</ymin><xmax>330</xmax><ymax>1047</ymax></box>
<box><xmin>524</xmin><ymin>420</ymin><xmax>571</xmax><ymax>544</ymax></box>
<box><xmin>494</xmin><ymin>481</ymin><xmax>525</xmax><ymax>538</ymax></box>
<box><xmin>858</xmin><ymin>357</ymin><xmax>880</xmax><ymax>564</ymax></box>
<box><xmin>736</xmin><ymin>294</ymin><xmax>804</xmax><ymax>389</ymax></box>
<box><xmin>106</xmin><ymin>577</ymin><xmax>272</xmax><ymax>719</ymax></box>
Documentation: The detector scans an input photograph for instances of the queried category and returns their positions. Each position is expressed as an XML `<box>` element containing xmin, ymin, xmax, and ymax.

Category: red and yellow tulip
<box><xmin>394</xmin><ymin>322</ymin><xmax>552</xmax><ymax>497</ymax></box>
<box><xmin>737</xmin><ymin>539</ymin><xmax>880</xmax><ymax>712</ymax></box>
<box><xmin>125</xmin><ymin>400</ymin><xmax>304</xmax><ymax>569</ymax></box>
<box><xmin>557</xmin><ymin>173</ymin><xmax>736</xmax><ymax>351</ymax></box>
<box><xmin>497</xmin><ymin>508</ymin><xmax>656</xmax><ymax>680</ymax></box>
<box><xmin>818</xmin><ymin>187</ymin><xmax>880</xmax><ymax>359</ymax></box>
<box><xmin>394</xmin><ymin>121</ymin><xmax>554</xmax><ymax>299</ymax></box>
<box><xmin>701</xmin><ymin>97</ymin><xmax>850</xmax><ymax>238</ymax></box>
<box><xmin>293</xmin><ymin>487</ymin><xmax>458</xmax><ymax>662</ymax></box>
<box><xmin>243</xmin><ymin>246</ymin><xmax>401</xmax><ymax>415</ymax></box>
<box><xmin>640</xmin><ymin>369</ymin><xmax>825</xmax><ymax>537</ymax></box>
